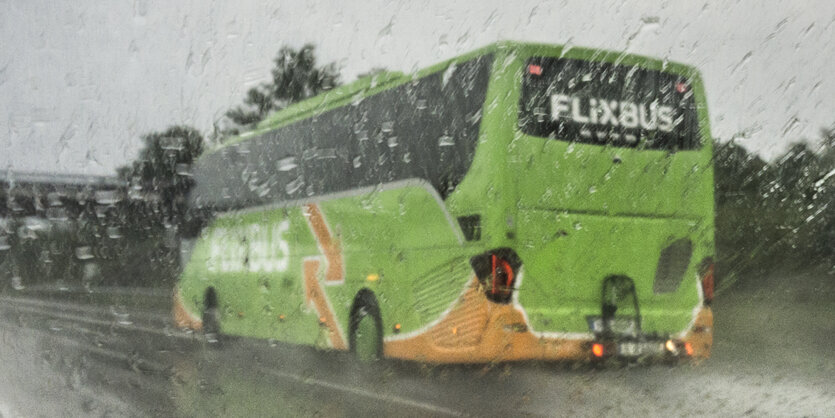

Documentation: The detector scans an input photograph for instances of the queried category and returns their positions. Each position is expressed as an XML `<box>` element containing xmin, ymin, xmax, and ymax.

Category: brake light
<box><xmin>490</xmin><ymin>254</ymin><xmax>515</xmax><ymax>296</ymax></box>
<box><xmin>469</xmin><ymin>248</ymin><xmax>522</xmax><ymax>304</ymax></box>
<box><xmin>592</xmin><ymin>343</ymin><xmax>605</xmax><ymax>358</ymax></box>
<box><xmin>684</xmin><ymin>342</ymin><xmax>694</xmax><ymax>356</ymax></box>
<box><xmin>528</xmin><ymin>64</ymin><xmax>543</xmax><ymax>75</ymax></box>
<box><xmin>701</xmin><ymin>263</ymin><xmax>714</xmax><ymax>304</ymax></box>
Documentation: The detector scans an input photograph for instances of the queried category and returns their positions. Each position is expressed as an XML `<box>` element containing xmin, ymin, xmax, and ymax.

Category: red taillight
<box><xmin>592</xmin><ymin>343</ymin><xmax>605</xmax><ymax>358</ymax></box>
<box><xmin>490</xmin><ymin>254</ymin><xmax>515</xmax><ymax>296</ymax></box>
<box><xmin>684</xmin><ymin>342</ymin><xmax>694</xmax><ymax>356</ymax></box>
<box><xmin>701</xmin><ymin>263</ymin><xmax>714</xmax><ymax>304</ymax></box>
<box><xmin>528</xmin><ymin>64</ymin><xmax>543</xmax><ymax>75</ymax></box>
<box><xmin>470</xmin><ymin>249</ymin><xmax>521</xmax><ymax>304</ymax></box>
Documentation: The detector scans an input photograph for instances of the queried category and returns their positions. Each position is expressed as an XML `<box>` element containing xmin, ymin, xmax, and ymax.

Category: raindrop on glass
<box><xmin>11</xmin><ymin>276</ymin><xmax>24</xmax><ymax>290</ymax></box>
<box><xmin>285</xmin><ymin>176</ymin><xmax>303</xmax><ymax>195</ymax></box>
<box><xmin>277</xmin><ymin>156</ymin><xmax>298</xmax><ymax>172</ymax></box>
<box><xmin>75</xmin><ymin>246</ymin><xmax>94</xmax><ymax>260</ymax></box>
<box><xmin>438</xmin><ymin>134</ymin><xmax>455</xmax><ymax>147</ymax></box>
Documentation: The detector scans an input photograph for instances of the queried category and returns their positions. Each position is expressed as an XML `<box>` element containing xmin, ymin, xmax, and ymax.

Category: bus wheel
<box><xmin>349</xmin><ymin>289</ymin><xmax>383</xmax><ymax>362</ymax></box>
<box><xmin>202</xmin><ymin>287</ymin><xmax>221</xmax><ymax>344</ymax></box>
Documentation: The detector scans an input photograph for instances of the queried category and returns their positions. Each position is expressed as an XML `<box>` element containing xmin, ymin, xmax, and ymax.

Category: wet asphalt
<box><xmin>0</xmin><ymin>270</ymin><xmax>832</xmax><ymax>417</ymax></box>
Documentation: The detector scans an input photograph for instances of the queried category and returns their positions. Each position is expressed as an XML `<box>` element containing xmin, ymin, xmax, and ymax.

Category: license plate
<box><xmin>617</xmin><ymin>341</ymin><xmax>663</xmax><ymax>357</ymax></box>
<box><xmin>587</xmin><ymin>316</ymin><xmax>638</xmax><ymax>335</ymax></box>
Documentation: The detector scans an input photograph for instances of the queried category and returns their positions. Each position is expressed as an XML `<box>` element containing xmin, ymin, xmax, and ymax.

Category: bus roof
<box><xmin>207</xmin><ymin>41</ymin><xmax>699</xmax><ymax>156</ymax></box>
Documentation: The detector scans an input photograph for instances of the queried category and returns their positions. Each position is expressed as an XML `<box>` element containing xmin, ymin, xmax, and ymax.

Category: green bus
<box><xmin>173</xmin><ymin>41</ymin><xmax>715</xmax><ymax>363</ymax></box>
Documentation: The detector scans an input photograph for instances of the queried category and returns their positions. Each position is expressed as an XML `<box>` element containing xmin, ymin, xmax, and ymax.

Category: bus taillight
<box><xmin>684</xmin><ymin>342</ymin><xmax>694</xmax><ymax>356</ymax></box>
<box><xmin>701</xmin><ymin>262</ymin><xmax>714</xmax><ymax>305</ymax></box>
<box><xmin>592</xmin><ymin>343</ymin><xmax>605</xmax><ymax>358</ymax></box>
<box><xmin>490</xmin><ymin>254</ymin><xmax>514</xmax><ymax>297</ymax></box>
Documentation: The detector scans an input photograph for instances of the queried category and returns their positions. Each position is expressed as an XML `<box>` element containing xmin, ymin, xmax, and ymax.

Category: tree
<box><xmin>713</xmin><ymin>133</ymin><xmax>835</xmax><ymax>285</ymax></box>
<box><xmin>119</xmin><ymin>125</ymin><xmax>204</xmax><ymax>225</ymax></box>
<box><xmin>223</xmin><ymin>44</ymin><xmax>341</xmax><ymax>135</ymax></box>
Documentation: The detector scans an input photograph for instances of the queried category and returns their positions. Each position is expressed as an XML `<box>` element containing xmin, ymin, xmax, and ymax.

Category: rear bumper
<box><xmin>383</xmin><ymin>278</ymin><xmax>713</xmax><ymax>364</ymax></box>
<box><xmin>591</xmin><ymin>307</ymin><xmax>713</xmax><ymax>361</ymax></box>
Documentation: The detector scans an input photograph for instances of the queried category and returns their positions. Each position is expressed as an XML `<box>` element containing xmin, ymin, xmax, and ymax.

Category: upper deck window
<box><xmin>519</xmin><ymin>57</ymin><xmax>700</xmax><ymax>151</ymax></box>
<box><xmin>188</xmin><ymin>55</ymin><xmax>493</xmax><ymax>212</ymax></box>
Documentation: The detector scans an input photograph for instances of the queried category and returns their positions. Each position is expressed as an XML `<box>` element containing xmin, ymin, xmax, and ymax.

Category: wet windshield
<box><xmin>1</xmin><ymin>2</ymin><xmax>833</xmax><ymax>417</ymax></box>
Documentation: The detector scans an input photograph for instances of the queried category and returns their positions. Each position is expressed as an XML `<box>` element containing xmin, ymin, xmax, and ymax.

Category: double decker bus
<box><xmin>173</xmin><ymin>41</ymin><xmax>715</xmax><ymax>363</ymax></box>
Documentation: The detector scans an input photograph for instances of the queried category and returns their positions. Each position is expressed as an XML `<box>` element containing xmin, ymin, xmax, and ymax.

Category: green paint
<box><xmin>178</xmin><ymin>42</ymin><xmax>714</xmax><ymax>356</ymax></box>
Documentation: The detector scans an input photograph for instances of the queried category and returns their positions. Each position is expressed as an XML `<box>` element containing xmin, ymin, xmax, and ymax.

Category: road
<box><xmin>0</xmin><ymin>270</ymin><xmax>832</xmax><ymax>417</ymax></box>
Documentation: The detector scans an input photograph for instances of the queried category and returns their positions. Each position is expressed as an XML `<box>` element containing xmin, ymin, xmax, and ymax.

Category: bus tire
<box><xmin>349</xmin><ymin>289</ymin><xmax>383</xmax><ymax>362</ymax></box>
<box><xmin>202</xmin><ymin>287</ymin><xmax>221</xmax><ymax>344</ymax></box>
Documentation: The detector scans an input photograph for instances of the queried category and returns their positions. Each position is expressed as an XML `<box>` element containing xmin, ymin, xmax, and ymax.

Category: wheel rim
<box><xmin>354</xmin><ymin>312</ymin><xmax>378</xmax><ymax>362</ymax></box>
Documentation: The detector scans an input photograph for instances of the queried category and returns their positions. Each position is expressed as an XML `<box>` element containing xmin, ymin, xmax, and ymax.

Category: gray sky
<box><xmin>1</xmin><ymin>0</ymin><xmax>833</xmax><ymax>176</ymax></box>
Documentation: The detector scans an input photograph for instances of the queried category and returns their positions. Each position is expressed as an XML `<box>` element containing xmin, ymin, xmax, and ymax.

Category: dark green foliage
<box><xmin>714</xmin><ymin>127</ymin><xmax>835</xmax><ymax>289</ymax></box>
<box><xmin>224</xmin><ymin>44</ymin><xmax>340</xmax><ymax>134</ymax></box>
<box><xmin>118</xmin><ymin>125</ymin><xmax>204</xmax><ymax>225</ymax></box>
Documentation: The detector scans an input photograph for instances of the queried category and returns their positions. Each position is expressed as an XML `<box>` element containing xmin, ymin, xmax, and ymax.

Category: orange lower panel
<box><xmin>384</xmin><ymin>279</ymin><xmax>714</xmax><ymax>364</ymax></box>
<box><xmin>682</xmin><ymin>306</ymin><xmax>713</xmax><ymax>359</ymax></box>
<box><xmin>384</xmin><ymin>280</ymin><xmax>591</xmax><ymax>363</ymax></box>
<box><xmin>172</xmin><ymin>286</ymin><xmax>203</xmax><ymax>331</ymax></box>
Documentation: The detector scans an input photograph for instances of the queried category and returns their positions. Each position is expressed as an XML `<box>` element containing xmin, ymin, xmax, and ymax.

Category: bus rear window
<box><xmin>518</xmin><ymin>57</ymin><xmax>700</xmax><ymax>150</ymax></box>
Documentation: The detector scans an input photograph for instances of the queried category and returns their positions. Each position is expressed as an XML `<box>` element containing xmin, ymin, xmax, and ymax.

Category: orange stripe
<box><xmin>385</xmin><ymin>278</ymin><xmax>714</xmax><ymax>363</ymax></box>
<box><xmin>304</xmin><ymin>259</ymin><xmax>347</xmax><ymax>349</ymax></box>
<box><xmin>384</xmin><ymin>278</ymin><xmax>590</xmax><ymax>363</ymax></box>
<box><xmin>683</xmin><ymin>306</ymin><xmax>713</xmax><ymax>360</ymax></box>
<box><xmin>172</xmin><ymin>286</ymin><xmax>202</xmax><ymax>330</ymax></box>
<box><xmin>304</xmin><ymin>204</ymin><xmax>344</xmax><ymax>282</ymax></box>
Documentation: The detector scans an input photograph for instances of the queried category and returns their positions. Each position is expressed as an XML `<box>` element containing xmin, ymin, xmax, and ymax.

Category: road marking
<box><xmin>1</xmin><ymin>310</ymin><xmax>463</xmax><ymax>416</ymax></box>
<box><xmin>0</xmin><ymin>320</ymin><xmax>169</xmax><ymax>373</ymax></box>
<box><xmin>263</xmin><ymin>368</ymin><xmax>465</xmax><ymax>417</ymax></box>
<box><xmin>1</xmin><ymin>303</ymin><xmax>194</xmax><ymax>341</ymax></box>
<box><xmin>0</xmin><ymin>296</ymin><xmax>169</xmax><ymax>323</ymax></box>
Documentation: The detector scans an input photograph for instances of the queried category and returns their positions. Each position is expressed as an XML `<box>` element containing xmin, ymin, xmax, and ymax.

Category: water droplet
<box><xmin>176</xmin><ymin>163</ymin><xmax>193</xmax><ymax>177</ymax></box>
<box><xmin>277</xmin><ymin>156</ymin><xmax>298</xmax><ymax>171</ymax></box>
<box><xmin>316</xmin><ymin>148</ymin><xmax>337</xmax><ymax>159</ymax></box>
<box><xmin>95</xmin><ymin>190</ymin><xmax>121</xmax><ymax>205</ymax></box>
<box><xmin>46</xmin><ymin>207</ymin><xmax>68</xmax><ymax>221</ymax></box>
<box><xmin>353</xmin><ymin>156</ymin><xmax>362</xmax><ymax>168</ymax></box>
<box><xmin>11</xmin><ymin>276</ymin><xmax>24</xmax><ymax>290</ymax></box>
<box><xmin>47</xmin><ymin>192</ymin><xmax>65</xmax><ymax>207</ymax></box>
<box><xmin>438</xmin><ymin>134</ymin><xmax>455</xmax><ymax>147</ymax></box>
<box><xmin>387</xmin><ymin>136</ymin><xmax>398</xmax><ymax>148</ymax></box>
<box><xmin>107</xmin><ymin>226</ymin><xmax>122</xmax><ymax>239</ymax></box>
<box><xmin>75</xmin><ymin>246</ymin><xmax>94</xmax><ymax>260</ymax></box>
<box><xmin>83</xmin><ymin>262</ymin><xmax>100</xmax><ymax>281</ymax></box>
<box><xmin>285</xmin><ymin>176</ymin><xmax>303</xmax><ymax>195</ymax></box>
<box><xmin>441</xmin><ymin>63</ymin><xmax>458</xmax><ymax>88</ymax></box>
